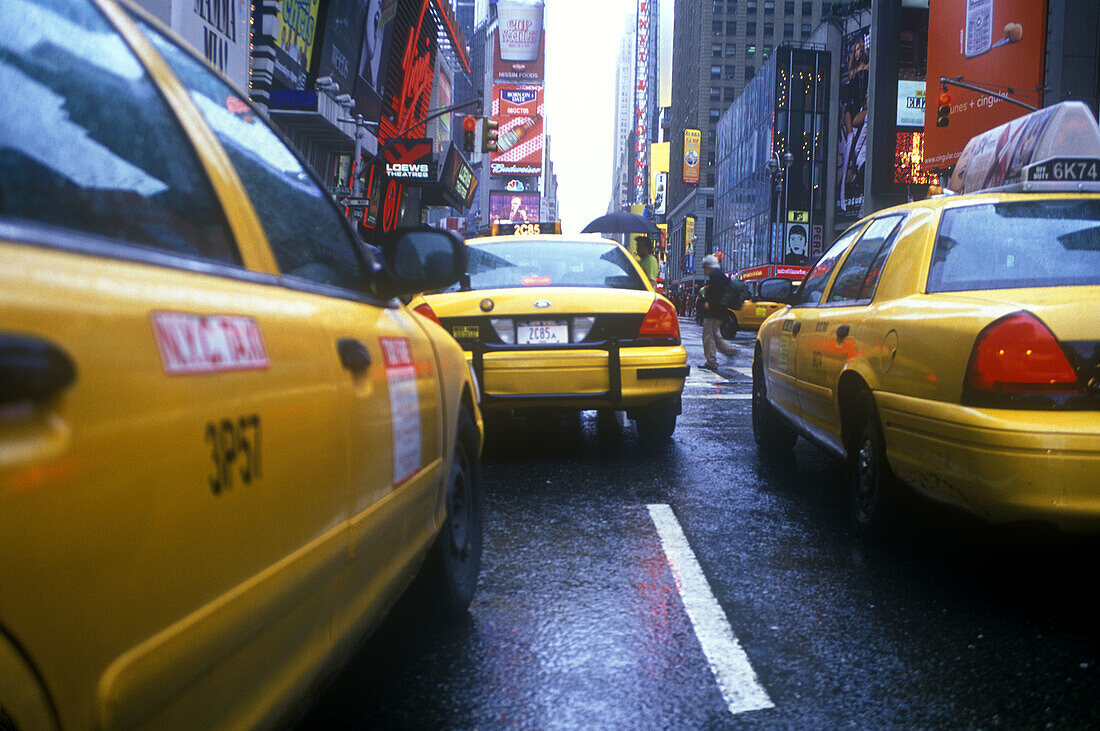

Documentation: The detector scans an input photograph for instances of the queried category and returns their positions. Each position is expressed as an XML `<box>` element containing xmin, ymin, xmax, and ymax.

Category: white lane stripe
<box><xmin>683</xmin><ymin>393</ymin><xmax>751</xmax><ymax>400</ymax></box>
<box><xmin>647</xmin><ymin>504</ymin><xmax>774</xmax><ymax>716</ymax></box>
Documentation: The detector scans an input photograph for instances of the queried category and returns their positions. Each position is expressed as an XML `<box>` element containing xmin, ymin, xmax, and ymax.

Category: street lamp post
<box><xmin>766</xmin><ymin>151</ymin><xmax>793</xmax><ymax>267</ymax></box>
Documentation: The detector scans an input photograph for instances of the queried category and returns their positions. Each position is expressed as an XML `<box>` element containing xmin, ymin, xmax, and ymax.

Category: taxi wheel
<box><xmin>634</xmin><ymin>401</ymin><xmax>677</xmax><ymax>444</ymax></box>
<box><xmin>720</xmin><ymin>315</ymin><xmax>738</xmax><ymax>340</ymax></box>
<box><xmin>423</xmin><ymin>408</ymin><xmax>484</xmax><ymax>617</ymax></box>
<box><xmin>848</xmin><ymin>395</ymin><xmax>899</xmax><ymax>538</ymax></box>
<box><xmin>752</xmin><ymin>363</ymin><xmax>797</xmax><ymax>456</ymax></box>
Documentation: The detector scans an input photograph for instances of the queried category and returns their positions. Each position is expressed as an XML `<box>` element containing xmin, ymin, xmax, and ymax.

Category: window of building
<box><xmin>783</xmin><ymin>22</ymin><xmax>793</xmax><ymax>37</ymax></box>
<box><xmin>727</xmin><ymin>20</ymin><xmax>737</xmax><ymax>33</ymax></box>
<box><xmin>709</xmin><ymin>87</ymin><xmax>721</xmax><ymax>101</ymax></box>
<box><xmin>745</xmin><ymin>65</ymin><xmax>756</xmax><ymax>81</ymax></box>
<box><xmin>712</xmin><ymin>20</ymin><xmax>723</xmax><ymax>34</ymax></box>
<box><xmin>764</xmin><ymin>0</ymin><xmax>774</xmax><ymax>13</ymax></box>
<box><xmin>713</xmin><ymin>0</ymin><xmax>724</xmax><ymax>12</ymax></box>
<box><xmin>713</xmin><ymin>42</ymin><xmax>723</xmax><ymax>57</ymax></box>
<box><xmin>711</xmin><ymin>64</ymin><xmax>722</xmax><ymax>78</ymax></box>
<box><xmin>803</xmin><ymin>1</ymin><xmax>813</xmax><ymax>14</ymax></box>
<box><xmin>725</xmin><ymin>43</ymin><xmax>737</xmax><ymax>57</ymax></box>
<box><xmin>763</xmin><ymin>47</ymin><xmax>772</xmax><ymax>59</ymax></box>
<box><xmin>802</xmin><ymin>22</ymin><xmax>812</xmax><ymax>35</ymax></box>
<box><xmin>764</xmin><ymin>22</ymin><xmax>774</xmax><ymax>35</ymax></box>
<box><xmin>710</xmin><ymin>108</ymin><xmax>722</xmax><ymax>122</ymax></box>
<box><xmin>747</xmin><ymin>21</ymin><xmax>757</xmax><ymax>34</ymax></box>
<box><xmin>785</xmin><ymin>1</ymin><xmax>795</xmax><ymax>12</ymax></box>
<box><xmin>746</xmin><ymin>0</ymin><xmax>757</xmax><ymax>12</ymax></box>
<box><xmin>821</xmin><ymin>1</ymin><xmax>832</xmax><ymax>15</ymax></box>
<box><xmin>707</xmin><ymin>174</ymin><xmax>716</xmax><ymax>187</ymax></box>
<box><xmin>747</xmin><ymin>44</ymin><xmax>757</xmax><ymax>56</ymax></box>
<box><xmin>725</xmin><ymin>65</ymin><xmax>737</xmax><ymax>79</ymax></box>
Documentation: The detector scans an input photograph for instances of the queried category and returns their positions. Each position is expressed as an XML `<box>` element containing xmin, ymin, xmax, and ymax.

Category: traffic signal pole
<box><xmin>939</xmin><ymin>76</ymin><xmax>1039</xmax><ymax>112</ymax></box>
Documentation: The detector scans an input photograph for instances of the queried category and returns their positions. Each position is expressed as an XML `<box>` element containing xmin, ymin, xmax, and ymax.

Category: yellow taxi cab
<box><xmin>412</xmin><ymin>233</ymin><xmax>689</xmax><ymax>442</ymax></box>
<box><xmin>1</xmin><ymin>0</ymin><xmax>483</xmax><ymax>727</ymax></box>
<box><xmin>752</xmin><ymin>102</ymin><xmax>1100</xmax><ymax>536</ymax></box>
<box><xmin>717</xmin><ymin>280</ymin><xmax>789</xmax><ymax>338</ymax></box>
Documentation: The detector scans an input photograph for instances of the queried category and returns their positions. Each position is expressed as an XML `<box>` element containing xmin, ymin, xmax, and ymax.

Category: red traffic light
<box><xmin>462</xmin><ymin>115</ymin><xmax>478</xmax><ymax>132</ymax></box>
<box><xmin>938</xmin><ymin>91</ymin><xmax>953</xmax><ymax>106</ymax></box>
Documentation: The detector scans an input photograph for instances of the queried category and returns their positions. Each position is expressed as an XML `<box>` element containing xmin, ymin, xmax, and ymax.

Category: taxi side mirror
<box><xmin>372</xmin><ymin>227</ymin><xmax>467</xmax><ymax>300</ymax></box>
<box><xmin>759</xmin><ymin>277</ymin><xmax>794</xmax><ymax>304</ymax></box>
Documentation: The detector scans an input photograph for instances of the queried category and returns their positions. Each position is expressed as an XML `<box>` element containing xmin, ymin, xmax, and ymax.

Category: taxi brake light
<box><xmin>413</xmin><ymin>302</ymin><xmax>442</xmax><ymax>328</ymax></box>
<box><xmin>638</xmin><ymin>299</ymin><xmax>680</xmax><ymax>339</ymax></box>
<box><xmin>965</xmin><ymin>312</ymin><xmax>1078</xmax><ymax>394</ymax></box>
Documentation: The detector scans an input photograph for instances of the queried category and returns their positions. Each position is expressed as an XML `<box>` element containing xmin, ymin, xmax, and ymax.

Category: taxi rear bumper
<box><xmin>877</xmin><ymin>391</ymin><xmax>1100</xmax><ymax>530</ymax></box>
<box><xmin>466</xmin><ymin>340</ymin><xmax>688</xmax><ymax>410</ymax></box>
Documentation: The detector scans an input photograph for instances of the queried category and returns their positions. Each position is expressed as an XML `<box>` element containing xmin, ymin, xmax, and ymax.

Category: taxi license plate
<box><xmin>452</xmin><ymin>325</ymin><xmax>479</xmax><ymax>339</ymax></box>
<box><xmin>518</xmin><ymin>320</ymin><xmax>568</xmax><ymax>344</ymax></box>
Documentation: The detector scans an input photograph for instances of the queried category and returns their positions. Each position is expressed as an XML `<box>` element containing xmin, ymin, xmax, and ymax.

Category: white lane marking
<box><xmin>683</xmin><ymin>393</ymin><xmax>751</xmax><ymax>400</ymax></box>
<box><xmin>731</xmin><ymin>367</ymin><xmax>753</xmax><ymax>378</ymax></box>
<box><xmin>647</xmin><ymin>504</ymin><xmax>774</xmax><ymax>716</ymax></box>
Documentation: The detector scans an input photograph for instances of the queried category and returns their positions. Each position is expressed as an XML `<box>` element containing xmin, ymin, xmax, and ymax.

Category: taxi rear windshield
<box><xmin>928</xmin><ymin>200</ymin><xmax>1100</xmax><ymax>292</ymax></box>
<box><xmin>450</xmin><ymin>241</ymin><xmax>648</xmax><ymax>291</ymax></box>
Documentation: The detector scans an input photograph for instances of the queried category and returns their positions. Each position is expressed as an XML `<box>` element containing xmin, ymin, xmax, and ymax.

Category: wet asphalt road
<box><xmin>297</xmin><ymin>318</ymin><xmax>1100</xmax><ymax>729</ymax></box>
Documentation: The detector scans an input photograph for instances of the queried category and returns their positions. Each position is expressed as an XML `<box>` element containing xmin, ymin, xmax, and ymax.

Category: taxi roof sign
<box><xmin>491</xmin><ymin>221</ymin><xmax>562</xmax><ymax>236</ymax></box>
<box><xmin>948</xmin><ymin>102</ymin><xmax>1100</xmax><ymax>195</ymax></box>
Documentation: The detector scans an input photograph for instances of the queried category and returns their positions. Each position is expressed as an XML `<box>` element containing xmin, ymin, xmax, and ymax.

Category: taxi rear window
<box><xmin>928</xmin><ymin>200</ymin><xmax>1100</xmax><ymax>292</ymax></box>
<box><xmin>451</xmin><ymin>241</ymin><xmax>647</xmax><ymax>291</ymax></box>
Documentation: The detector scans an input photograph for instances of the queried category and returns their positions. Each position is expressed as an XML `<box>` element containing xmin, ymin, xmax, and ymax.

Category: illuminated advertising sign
<box><xmin>684</xmin><ymin>216</ymin><xmax>695</xmax><ymax>255</ymax></box>
<box><xmin>384</xmin><ymin>138</ymin><xmax>433</xmax><ymax>181</ymax></box>
<box><xmin>894</xmin><ymin>132</ymin><xmax>938</xmax><ymax>184</ymax></box>
<box><xmin>897</xmin><ymin>80</ymin><xmax>926</xmax><ymax>128</ymax></box>
<box><xmin>490</xmin><ymin>84</ymin><xmax>544</xmax><ymax>177</ymax></box>
<box><xmin>632</xmin><ymin>0</ymin><xmax>653</xmax><ymax>205</ymax></box>
<box><xmin>172</xmin><ymin>0</ymin><xmax>251</xmax><ymax>90</ymax></box>
<box><xmin>683</xmin><ymin>129</ymin><xmax>701</xmax><ymax>184</ymax></box>
<box><xmin>923</xmin><ymin>0</ymin><xmax>1047</xmax><ymax>169</ymax></box>
<box><xmin>490</xmin><ymin>192</ymin><xmax>541</xmax><ymax>223</ymax></box>
<box><xmin>493</xmin><ymin>0</ymin><xmax>546</xmax><ymax>83</ymax></box>
<box><xmin>492</xmin><ymin>221</ymin><xmax>561</xmax><ymax>236</ymax></box>
<box><xmin>439</xmin><ymin>144</ymin><xmax>478</xmax><ymax>209</ymax></box>
<box><xmin>272</xmin><ymin>0</ymin><xmax>321</xmax><ymax>90</ymax></box>
<box><xmin>350</xmin><ymin>0</ymin><xmax>398</xmax><ymax>125</ymax></box>
<box><xmin>837</xmin><ymin>26</ymin><xmax>870</xmax><ymax>222</ymax></box>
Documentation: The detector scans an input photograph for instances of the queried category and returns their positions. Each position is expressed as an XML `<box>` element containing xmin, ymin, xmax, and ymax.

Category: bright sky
<box><xmin>543</xmin><ymin>0</ymin><xmax>673</xmax><ymax>234</ymax></box>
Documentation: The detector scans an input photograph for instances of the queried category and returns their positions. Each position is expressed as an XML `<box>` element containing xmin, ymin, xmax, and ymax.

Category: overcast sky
<box><xmin>542</xmin><ymin>0</ymin><xmax>673</xmax><ymax>234</ymax></box>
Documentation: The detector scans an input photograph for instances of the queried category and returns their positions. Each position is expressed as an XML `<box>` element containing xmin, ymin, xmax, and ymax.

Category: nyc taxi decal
<box><xmin>152</xmin><ymin>312</ymin><xmax>269</xmax><ymax>375</ymax></box>
<box><xmin>380</xmin><ymin>337</ymin><xmax>422</xmax><ymax>485</ymax></box>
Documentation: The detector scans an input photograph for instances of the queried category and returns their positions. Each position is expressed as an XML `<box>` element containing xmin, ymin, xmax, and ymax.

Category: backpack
<box><xmin>718</xmin><ymin>274</ymin><xmax>750</xmax><ymax>310</ymax></box>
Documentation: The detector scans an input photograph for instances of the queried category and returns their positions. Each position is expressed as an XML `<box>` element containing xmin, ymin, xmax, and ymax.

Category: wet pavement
<box><xmin>297</xmin><ymin>318</ymin><xmax>1100</xmax><ymax>729</ymax></box>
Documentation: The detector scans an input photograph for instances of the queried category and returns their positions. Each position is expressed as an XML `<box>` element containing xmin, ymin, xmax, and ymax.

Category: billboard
<box><xmin>271</xmin><ymin>0</ymin><xmax>321</xmax><ymax>90</ymax></box>
<box><xmin>490</xmin><ymin>85</ymin><xmax>544</xmax><ymax>177</ymax></box>
<box><xmin>493</xmin><ymin>0</ymin><xmax>546</xmax><ymax>83</ymax></box>
<box><xmin>897</xmin><ymin>80</ymin><xmax>926</xmax><ymax>128</ymax></box>
<box><xmin>439</xmin><ymin>144</ymin><xmax>478</xmax><ymax>209</ymax></box>
<box><xmin>490</xmin><ymin>192</ymin><xmax>541</xmax><ymax>223</ymax></box>
<box><xmin>837</xmin><ymin>26</ymin><xmax>870</xmax><ymax>222</ymax></box>
<box><xmin>384</xmin><ymin>138</ymin><xmax>434</xmax><ymax>182</ymax></box>
<box><xmin>352</xmin><ymin>0</ymin><xmax>398</xmax><ymax>125</ymax></box>
<box><xmin>632</xmin><ymin>0</ymin><xmax>655</xmax><ymax>205</ymax></box>
<box><xmin>923</xmin><ymin>0</ymin><xmax>1047</xmax><ymax>170</ymax></box>
<box><xmin>172</xmin><ymin>0</ymin><xmax>251</xmax><ymax>90</ymax></box>
<box><xmin>316</xmin><ymin>0</ymin><xmax>367</xmax><ymax>98</ymax></box>
<box><xmin>683</xmin><ymin>129</ymin><xmax>701</xmax><ymax>184</ymax></box>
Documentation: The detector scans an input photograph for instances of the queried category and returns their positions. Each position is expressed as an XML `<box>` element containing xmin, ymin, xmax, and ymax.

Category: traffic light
<box><xmin>937</xmin><ymin>91</ymin><xmax>952</xmax><ymax>128</ymax></box>
<box><xmin>481</xmin><ymin>117</ymin><xmax>499</xmax><ymax>152</ymax></box>
<box><xmin>462</xmin><ymin>115</ymin><xmax>477</xmax><ymax>153</ymax></box>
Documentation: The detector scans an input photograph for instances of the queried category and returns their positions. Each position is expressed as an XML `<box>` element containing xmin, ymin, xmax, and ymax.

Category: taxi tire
<box><xmin>422</xmin><ymin>408</ymin><xmax>483</xmax><ymax>618</ymax></box>
<box><xmin>720</xmin><ymin>314</ymin><xmax>738</xmax><ymax>340</ymax></box>
<box><xmin>634</xmin><ymin>400</ymin><xmax>678</xmax><ymax>445</ymax></box>
<box><xmin>752</xmin><ymin>363</ymin><xmax>797</xmax><ymax>457</ymax></box>
<box><xmin>847</xmin><ymin>394</ymin><xmax>900</xmax><ymax>539</ymax></box>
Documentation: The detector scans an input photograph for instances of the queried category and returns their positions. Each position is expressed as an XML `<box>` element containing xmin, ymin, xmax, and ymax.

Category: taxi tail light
<box><xmin>638</xmin><ymin>298</ymin><xmax>680</xmax><ymax>340</ymax></box>
<box><xmin>964</xmin><ymin>312</ymin><xmax>1079</xmax><ymax>397</ymax></box>
<box><xmin>413</xmin><ymin>302</ymin><xmax>442</xmax><ymax>328</ymax></box>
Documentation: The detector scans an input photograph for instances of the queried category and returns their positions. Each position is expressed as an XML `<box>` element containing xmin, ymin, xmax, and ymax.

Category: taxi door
<box><xmin>135</xmin><ymin>22</ymin><xmax>447</xmax><ymax>648</ymax></box>
<box><xmin>795</xmin><ymin>216</ymin><xmax>904</xmax><ymax>450</ymax></box>
<box><xmin>769</xmin><ymin>228</ymin><xmax>864</xmax><ymax>429</ymax></box>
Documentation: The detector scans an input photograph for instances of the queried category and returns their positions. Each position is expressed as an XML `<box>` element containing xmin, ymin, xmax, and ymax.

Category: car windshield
<box><xmin>928</xmin><ymin>199</ymin><xmax>1100</xmax><ymax>292</ymax></box>
<box><xmin>448</xmin><ymin>239</ymin><xmax>648</xmax><ymax>292</ymax></box>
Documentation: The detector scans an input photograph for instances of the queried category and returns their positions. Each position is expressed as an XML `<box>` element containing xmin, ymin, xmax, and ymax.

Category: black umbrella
<box><xmin>581</xmin><ymin>211</ymin><xmax>661</xmax><ymax>236</ymax></box>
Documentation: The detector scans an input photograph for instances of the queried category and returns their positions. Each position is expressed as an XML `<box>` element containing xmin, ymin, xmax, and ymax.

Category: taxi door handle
<box><xmin>0</xmin><ymin>334</ymin><xmax>77</xmax><ymax>405</ymax></box>
<box><xmin>791</xmin><ymin>322</ymin><xmax>802</xmax><ymax>335</ymax></box>
<box><xmin>337</xmin><ymin>339</ymin><xmax>371</xmax><ymax>374</ymax></box>
<box><xmin>836</xmin><ymin>325</ymin><xmax>850</xmax><ymax>339</ymax></box>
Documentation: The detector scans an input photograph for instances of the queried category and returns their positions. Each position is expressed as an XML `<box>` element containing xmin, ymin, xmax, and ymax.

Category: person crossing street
<box><xmin>698</xmin><ymin>254</ymin><xmax>738</xmax><ymax>371</ymax></box>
